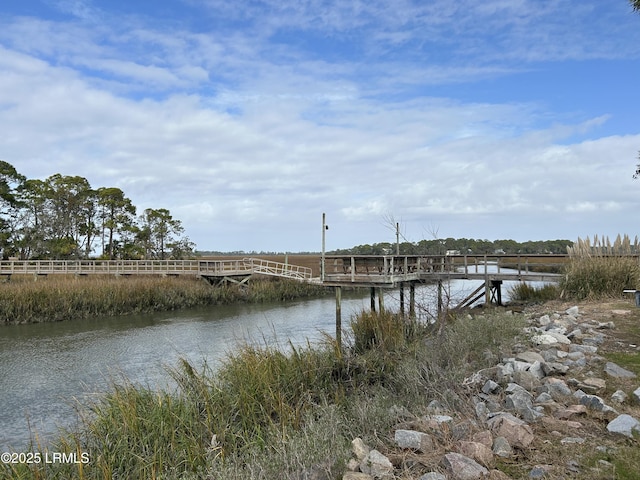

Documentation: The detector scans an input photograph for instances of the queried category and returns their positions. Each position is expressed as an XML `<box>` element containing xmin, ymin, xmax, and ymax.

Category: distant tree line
<box><xmin>331</xmin><ymin>237</ymin><xmax>573</xmax><ymax>256</ymax></box>
<box><xmin>0</xmin><ymin>160</ymin><xmax>194</xmax><ymax>260</ymax></box>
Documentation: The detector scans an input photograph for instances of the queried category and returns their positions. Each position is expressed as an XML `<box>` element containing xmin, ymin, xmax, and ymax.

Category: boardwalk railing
<box><xmin>243</xmin><ymin>258</ymin><xmax>313</xmax><ymax>281</ymax></box>
<box><xmin>0</xmin><ymin>258</ymin><xmax>313</xmax><ymax>282</ymax></box>
<box><xmin>0</xmin><ymin>260</ymin><xmax>201</xmax><ymax>276</ymax></box>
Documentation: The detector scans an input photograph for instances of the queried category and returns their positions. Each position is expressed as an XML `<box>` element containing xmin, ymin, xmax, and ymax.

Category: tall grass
<box><xmin>562</xmin><ymin>235</ymin><xmax>640</xmax><ymax>299</ymax></box>
<box><xmin>0</xmin><ymin>276</ymin><xmax>329</xmax><ymax>325</ymax></box>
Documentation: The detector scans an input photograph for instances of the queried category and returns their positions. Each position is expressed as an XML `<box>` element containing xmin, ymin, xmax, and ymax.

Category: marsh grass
<box><xmin>561</xmin><ymin>235</ymin><xmax>640</xmax><ymax>299</ymax></box>
<box><xmin>508</xmin><ymin>282</ymin><xmax>560</xmax><ymax>302</ymax></box>
<box><xmin>0</xmin><ymin>276</ymin><xmax>329</xmax><ymax>325</ymax></box>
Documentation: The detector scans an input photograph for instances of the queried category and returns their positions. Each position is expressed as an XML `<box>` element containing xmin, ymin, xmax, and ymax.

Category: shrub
<box><xmin>508</xmin><ymin>282</ymin><xmax>559</xmax><ymax>302</ymax></box>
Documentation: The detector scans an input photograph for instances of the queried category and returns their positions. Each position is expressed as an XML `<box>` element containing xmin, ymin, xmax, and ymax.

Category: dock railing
<box><xmin>321</xmin><ymin>254</ymin><xmax>568</xmax><ymax>285</ymax></box>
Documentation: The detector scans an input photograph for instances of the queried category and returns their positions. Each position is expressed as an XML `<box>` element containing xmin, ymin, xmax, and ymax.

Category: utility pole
<box><xmin>396</xmin><ymin>222</ymin><xmax>400</xmax><ymax>256</ymax></box>
<box><xmin>321</xmin><ymin>213</ymin><xmax>328</xmax><ymax>282</ymax></box>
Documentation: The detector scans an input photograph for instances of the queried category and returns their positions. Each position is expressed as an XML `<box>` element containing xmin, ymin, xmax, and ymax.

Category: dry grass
<box><xmin>561</xmin><ymin>235</ymin><xmax>640</xmax><ymax>300</ymax></box>
<box><xmin>0</xmin><ymin>275</ymin><xmax>328</xmax><ymax>325</ymax></box>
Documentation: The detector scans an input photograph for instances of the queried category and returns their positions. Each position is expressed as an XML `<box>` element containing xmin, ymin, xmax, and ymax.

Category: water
<box><xmin>0</xmin><ymin>271</ymin><xmax>545</xmax><ymax>451</ymax></box>
<box><xmin>0</xmin><ymin>293</ymin><xmax>374</xmax><ymax>451</ymax></box>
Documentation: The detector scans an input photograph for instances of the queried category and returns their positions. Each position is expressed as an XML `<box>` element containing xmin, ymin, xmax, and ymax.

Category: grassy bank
<box><xmin>2</xmin><ymin>309</ymin><xmax>526</xmax><ymax>479</ymax></box>
<box><xmin>0</xmin><ymin>275</ymin><xmax>329</xmax><ymax>325</ymax></box>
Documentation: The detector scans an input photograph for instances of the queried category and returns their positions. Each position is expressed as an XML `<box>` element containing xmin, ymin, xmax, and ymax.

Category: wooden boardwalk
<box><xmin>321</xmin><ymin>254</ymin><xmax>565</xmax><ymax>286</ymax></box>
<box><xmin>0</xmin><ymin>258</ymin><xmax>314</xmax><ymax>283</ymax></box>
<box><xmin>0</xmin><ymin>254</ymin><xmax>564</xmax><ymax>286</ymax></box>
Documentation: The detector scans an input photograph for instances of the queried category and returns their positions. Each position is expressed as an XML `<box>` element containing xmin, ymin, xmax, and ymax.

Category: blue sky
<box><xmin>1</xmin><ymin>0</ymin><xmax>640</xmax><ymax>252</ymax></box>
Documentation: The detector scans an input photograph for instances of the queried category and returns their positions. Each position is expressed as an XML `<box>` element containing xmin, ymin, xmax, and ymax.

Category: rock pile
<box><xmin>342</xmin><ymin>306</ymin><xmax>640</xmax><ymax>479</ymax></box>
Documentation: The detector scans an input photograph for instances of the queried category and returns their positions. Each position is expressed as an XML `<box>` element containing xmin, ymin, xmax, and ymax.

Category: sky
<box><xmin>1</xmin><ymin>1</ymin><xmax>640</xmax><ymax>253</ymax></box>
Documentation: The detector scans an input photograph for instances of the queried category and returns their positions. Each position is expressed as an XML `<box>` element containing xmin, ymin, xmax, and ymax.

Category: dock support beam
<box><xmin>409</xmin><ymin>282</ymin><xmax>416</xmax><ymax>319</ymax></box>
<box><xmin>399</xmin><ymin>282</ymin><xmax>405</xmax><ymax>316</ymax></box>
<box><xmin>489</xmin><ymin>280</ymin><xmax>503</xmax><ymax>306</ymax></box>
<box><xmin>370</xmin><ymin>287</ymin><xmax>376</xmax><ymax>312</ymax></box>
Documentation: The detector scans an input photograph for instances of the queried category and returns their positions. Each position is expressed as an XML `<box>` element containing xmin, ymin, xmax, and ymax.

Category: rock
<box><xmin>516</xmin><ymin>351</ymin><xmax>545</xmax><ymax>364</ymax></box>
<box><xmin>534</xmin><ymin>392</ymin><xmax>554</xmax><ymax>404</ymax></box>
<box><xmin>566</xmin><ymin>306</ymin><xmax>579</xmax><ymax>316</ymax></box>
<box><xmin>529</xmin><ymin>465</ymin><xmax>551</xmax><ymax>478</ymax></box>
<box><xmin>352</xmin><ymin>438</ymin><xmax>369</xmax><ymax>461</ymax></box>
<box><xmin>513</xmin><ymin>371</ymin><xmax>541</xmax><ymax>391</ymax></box>
<box><xmin>475</xmin><ymin>401</ymin><xmax>490</xmax><ymax>421</ymax></box>
<box><xmin>580</xmin><ymin>394</ymin><xmax>618</xmax><ymax>416</ymax></box>
<box><xmin>419</xmin><ymin>473</ymin><xmax>447</xmax><ymax>480</ymax></box>
<box><xmin>606</xmin><ymin>414</ymin><xmax>640</xmax><ymax>438</ymax></box>
<box><xmin>394</xmin><ymin>429</ymin><xmax>434</xmax><ymax>452</ymax></box>
<box><xmin>492</xmin><ymin>436</ymin><xmax>512</xmax><ymax>458</ymax></box>
<box><xmin>457</xmin><ymin>441</ymin><xmax>495</xmax><ymax>468</ymax></box>
<box><xmin>505</xmin><ymin>384</ymin><xmax>542</xmax><ymax>422</ymax></box>
<box><xmin>582</xmin><ymin>377</ymin><xmax>606</xmax><ymax>391</ymax></box>
<box><xmin>569</xmin><ymin>344</ymin><xmax>598</xmax><ymax>354</ymax></box>
<box><xmin>442</xmin><ymin>452</ymin><xmax>489</xmax><ymax>480</ymax></box>
<box><xmin>604</xmin><ymin>362</ymin><xmax>637</xmax><ymax>379</ymax></box>
<box><xmin>528</xmin><ymin>361</ymin><xmax>546</xmax><ymax>379</ymax></box>
<box><xmin>532</xmin><ymin>333</ymin><xmax>559</xmax><ymax>346</ymax></box>
<box><xmin>554</xmin><ymin>404</ymin><xmax>587</xmax><ymax>420</ymax></box>
<box><xmin>487</xmin><ymin>413</ymin><xmax>535</xmax><ymax>449</ymax></box>
<box><xmin>611</xmin><ymin>390</ymin><xmax>627</xmax><ymax>404</ymax></box>
<box><xmin>545</xmin><ymin>331</ymin><xmax>571</xmax><ymax>344</ymax></box>
<box><xmin>360</xmin><ymin>450</ymin><xmax>394</xmax><ymax>479</ymax></box>
<box><xmin>544</xmin><ymin>378</ymin><xmax>573</xmax><ymax>399</ymax></box>
<box><xmin>471</xmin><ymin>430</ymin><xmax>493</xmax><ymax>448</ymax></box>
<box><xmin>482</xmin><ymin>380</ymin><xmax>500</xmax><ymax>395</ymax></box>
<box><xmin>538</xmin><ymin>315</ymin><xmax>551</xmax><ymax>326</ymax></box>
<box><xmin>634</xmin><ymin>387</ymin><xmax>640</xmax><ymax>404</ymax></box>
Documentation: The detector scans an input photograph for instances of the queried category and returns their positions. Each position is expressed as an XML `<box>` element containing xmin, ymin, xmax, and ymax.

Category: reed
<box><xmin>562</xmin><ymin>235</ymin><xmax>640</xmax><ymax>299</ymax></box>
<box><xmin>0</xmin><ymin>276</ymin><xmax>329</xmax><ymax>325</ymax></box>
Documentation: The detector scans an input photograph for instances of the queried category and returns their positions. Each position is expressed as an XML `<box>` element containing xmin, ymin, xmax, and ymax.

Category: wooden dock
<box><xmin>321</xmin><ymin>254</ymin><xmax>565</xmax><ymax>286</ymax></box>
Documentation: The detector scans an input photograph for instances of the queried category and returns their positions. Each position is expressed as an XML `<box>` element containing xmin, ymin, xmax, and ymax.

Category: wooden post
<box><xmin>370</xmin><ymin>287</ymin><xmax>376</xmax><ymax>312</ymax></box>
<box><xmin>399</xmin><ymin>282</ymin><xmax>405</xmax><ymax>316</ymax></box>
<box><xmin>378</xmin><ymin>287</ymin><xmax>385</xmax><ymax>313</ymax></box>
<box><xmin>409</xmin><ymin>282</ymin><xmax>416</xmax><ymax>319</ymax></box>
<box><xmin>485</xmin><ymin>277</ymin><xmax>491</xmax><ymax>305</ymax></box>
<box><xmin>437</xmin><ymin>279</ymin><xmax>443</xmax><ymax>317</ymax></box>
<box><xmin>335</xmin><ymin>286</ymin><xmax>342</xmax><ymax>356</ymax></box>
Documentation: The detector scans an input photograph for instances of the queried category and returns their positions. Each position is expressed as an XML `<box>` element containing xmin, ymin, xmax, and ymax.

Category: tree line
<box><xmin>0</xmin><ymin>161</ymin><xmax>194</xmax><ymax>260</ymax></box>
<box><xmin>332</xmin><ymin>237</ymin><xmax>573</xmax><ymax>256</ymax></box>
